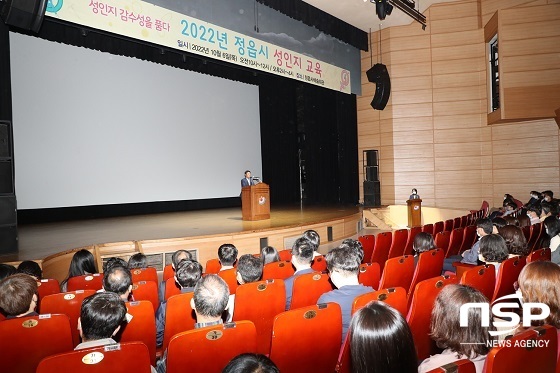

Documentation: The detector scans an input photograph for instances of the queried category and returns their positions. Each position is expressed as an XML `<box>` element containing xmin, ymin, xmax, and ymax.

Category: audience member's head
<box><xmin>413</xmin><ymin>232</ymin><xmax>436</xmax><ymax>254</ymax></box>
<box><xmin>102</xmin><ymin>265</ymin><xmax>132</xmax><ymax>300</ymax></box>
<box><xmin>530</xmin><ymin>191</ymin><xmax>542</xmax><ymax>201</ymax></box>
<box><xmin>192</xmin><ymin>274</ymin><xmax>229</xmax><ymax>322</ymax></box>
<box><xmin>128</xmin><ymin>253</ymin><xmax>148</xmax><ymax>269</ymax></box>
<box><xmin>172</xmin><ymin>249</ymin><xmax>193</xmax><ymax>269</ymax></box>
<box><xmin>340</xmin><ymin>239</ymin><xmax>364</xmax><ymax>263</ymax></box>
<box><xmin>518</xmin><ymin>261</ymin><xmax>560</xmax><ymax>329</ymax></box>
<box><xmin>260</xmin><ymin>246</ymin><xmax>280</xmax><ymax>265</ymax></box>
<box><xmin>492</xmin><ymin>217</ymin><xmax>507</xmax><ymax>229</ymax></box>
<box><xmin>103</xmin><ymin>257</ymin><xmax>128</xmax><ymax>272</ymax></box>
<box><xmin>542</xmin><ymin>190</ymin><xmax>554</xmax><ymax>203</ymax></box>
<box><xmin>302</xmin><ymin>230</ymin><xmax>320</xmax><ymax>251</ymax></box>
<box><xmin>67</xmin><ymin>249</ymin><xmax>98</xmax><ymax>278</ymax></box>
<box><xmin>0</xmin><ymin>263</ymin><xmax>16</xmax><ymax>281</ymax></box>
<box><xmin>0</xmin><ymin>273</ymin><xmax>38</xmax><ymax>317</ymax></box>
<box><xmin>325</xmin><ymin>246</ymin><xmax>360</xmax><ymax>289</ymax></box>
<box><xmin>291</xmin><ymin>237</ymin><xmax>314</xmax><ymax>268</ymax></box>
<box><xmin>479</xmin><ymin>234</ymin><xmax>509</xmax><ymax>265</ymax></box>
<box><xmin>79</xmin><ymin>292</ymin><xmax>127</xmax><ymax>342</ymax></box>
<box><xmin>218</xmin><ymin>244</ymin><xmax>238</xmax><ymax>267</ymax></box>
<box><xmin>350</xmin><ymin>301</ymin><xmax>417</xmax><ymax>373</ymax></box>
<box><xmin>222</xmin><ymin>353</ymin><xmax>279</xmax><ymax>373</ymax></box>
<box><xmin>544</xmin><ymin>216</ymin><xmax>560</xmax><ymax>238</ymax></box>
<box><xmin>504</xmin><ymin>201</ymin><xmax>517</xmax><ymax>211</ymax></box>
<box><xmin>16</xmin><ymin>261</ymin><xmax>42</xmax><ymax>280</ymax></box>
<box><xmin>430</xmin><ymin>285</ymin><xmax>493</xmax><ymax>359</ymax></box>
<box><xmin>236</xmin><ymin>254</ymin><xmax>263</xmax><ymax>284</ymax></box>
<box><xmin>498</xmin><ymin>225</ymin><xmax>529</xmax><ymax>257</ymax></box>
<box><xmin>541</xmin><ymin>202</ymin><xmax>555</xmax><ymax>219</ymax></box>
<box><xmin>527</xmin><ymin>205</ymin><xmax>542</xmax><ymax>219</ymax></box>
<box><xmin>175</xmin><ymin>260</ymin><xmax>203</xmax><ymax>289</ymax></box>
<box><xmin>476</xmin><ymin>218</ymin><xmax>494</xmax><ymax>237</ymax></box>
<box><xmin>516</xmin><ymin>212</ymin><xmax>530</xmax><ymax>228</ymax></box>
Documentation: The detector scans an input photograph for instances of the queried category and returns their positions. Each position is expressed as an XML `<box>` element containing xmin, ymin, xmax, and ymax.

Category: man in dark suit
<box><xmin>241</xmin><ymin>170</ymin><xmax>253</xmax><ymax>188</ymax></box>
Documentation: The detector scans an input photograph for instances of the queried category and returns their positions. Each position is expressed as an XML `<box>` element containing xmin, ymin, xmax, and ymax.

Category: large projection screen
<box><xmin>10</xmin><ymin>33</ymin><xmax>262</xmax><ymax>209</ymax></box>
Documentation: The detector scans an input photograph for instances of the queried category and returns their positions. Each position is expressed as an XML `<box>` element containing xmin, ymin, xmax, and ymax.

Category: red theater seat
<box><xmin>460</xmin><ymin>264</ymin><xmax>495</xmax><ymax>301</ymax></box>
<box><xmin>352</xmin><ymin>287</ymin><xmax>407</xmax><ymax>317</ymax></box>
<box><xmin>119</xmin><ymin>301</ymin><xmax>156</xmax><ymax>366</ymax></box>
<box><xmin>378</xmin><ymin>255</ymin><xmax>414</xmax><ymax>291</ymax></box>
<box><xmin>67</xmin><ymin>273</ymin><xmax>103</xmax><ymax>292</ymax></box>
<box><xmin>161</xmin><ymin>292</ymin><xmax>196</xmax><ymax>353</ymax></box>
<box><xmin>262</xmin><ymin>261</ymin><xmax>295</xmax><ymax>281</ymax></box>
<box><xmin>130</xmin><ymin>267</ymin><xmax>158</xmax><ymax>284</ymax></box>
<box><xmin>358</xmin><ymin>262</ymin><xmax>380</xmax><ymax>289</ymax></box>
<box><xmin>290</xmin><ymin>271</ymin><xmax>333</xmax><ymax>310</ymax></box>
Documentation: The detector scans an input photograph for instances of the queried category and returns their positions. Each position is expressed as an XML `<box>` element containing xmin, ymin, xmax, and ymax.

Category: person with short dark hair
<box><xmin>103</xmin><ymin>257</ymin><xmax>128</xmax><ymax>272</ymax></box>
<box><xmin>302</xmin><ymin>229</ymin><xmax>321</xmax><ymax>257</ymax></box>
<box><xmin>525</xmin><ymin>190</ymin><xmax>542</xmax><ymax>208</ymax></box>
<box><xmin>0</xmin><ymin>273</ymin><xmax>38</xmax><ymax>318</ymax></box>
<box><xmin>16</xmin><ymin>261</ymin><xmax>42</xmax><ymax>280</ymax></box>
<box><xmin>0</xmin><ymin>263</ymin><xmax>16</xmax><ymax>281</ymax></box>
<box><xmin>155</xmin><ymin>259</ymin><xmax>203</xmax><ymax>347</ymax></box>
<box><xmin>128</xmin><ymin>253</ymin><xmax>148</xmax><ymax>269</ymax></box>
<box><xmin>418</xmin><ymin>285</ymin><xmax>494</xmax><ymax>373</ymax></box>
<box><xmin>542</xmin><ymin>190</ymin><xmax>554</xmax><ymax>203</ymax></box>
<box><xmin>318</xmin><ymin>246</ymin><xmax>374</xmax><ymax>344</ymax></box>
<box><xmin>340</xmin><ymin>239</ymin><xmax>364</xmax><ymax>263</ymax></box>
<box><xmin>543</xmin><ymin>216</ymin><xmax>560</xmax><ymax>264</ymax></box>
<box><xmin>527</xmin><ymin>205</ymin><xmax>542</xmax><ymax>225</ymax></box>
<box><xmin>102</xmin><ymin>265</ymin><xmax>133</xmax><ymax>301</ymax></box>
<box><xmin>77</xmin><ymin>292</ymin><xmax>127</xmax><ymax>349</ymax></box>
<box><xmin>284</xmin><ymin>238</ymin><xmax>315</xmax><ymax>310</ymax></box>
<box><xmin>498</xmin><ymin>225</ymin><xmax>529</xmax><ymax>257</ymax></box>
<box><xmin>349</xmin><ymin>301</ymin><xmax>417</xmax><ymax>373</ymax></box>
<box><xmin>412</xmin><ymin>232</ymin><xmax>436</xmax><ymax>267</ymax></box>
<box><xmin>159</xmin><ymin>249</ymin><xmax>194</xmax><ymax>302</ymax></box>
<box><xmin>478</xmin><ymin>234</ymin><xmax>509</xmax><ymax>277</ymax></box>
<box><xmin>260</xmin><ymin>246</ymin><xmax>280</xmax><ymax>265</ymax></box>
<box><xmin>226</xmin><ymin>254</ymin><xmax>264</xmax><ymax>322</ymax></box>
<box><xmin>241</xmin><ymin>170</ymin><xmax>253</xmax><ymax>188</ymax></box>
<box><xmin>443</xmin><ymin>218</ymin><xmax>493</xmax><ymax>272</ymax></box>
<box><xmin>218</xmin><ymin>244</ymin><xmax>238</xmax><ymax>271</ymax></box>
<box><xmin>60</xmin><ymin>249</ymin><xmax>98</xmax><ymax>292</ymax></box>
<box><xmin>222</xmin><ymin>353</ymin><xmax>279</xmax><ymax>373</ymax></box>
<box><xmin>541</xmin><ymin>201</ymin><xmax>556</xmax><ymax>221</ymax></box>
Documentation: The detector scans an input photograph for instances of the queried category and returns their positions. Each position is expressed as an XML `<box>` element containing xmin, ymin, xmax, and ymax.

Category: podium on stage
<box><xmin>242</xmin><ymin>183</ymin><xmax>270</xmax><ymax>221</ymax></box>
<box><xmin>407</xmin><ymin>199</ymin><xmax>422</xmax><ymax>228</ymax></box>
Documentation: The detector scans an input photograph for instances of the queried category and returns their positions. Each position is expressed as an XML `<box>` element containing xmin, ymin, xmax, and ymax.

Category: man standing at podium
<box><xmin>241</xmin><ymin>170</ymin><xmax>253</xmax><ymax>188</ymax></box>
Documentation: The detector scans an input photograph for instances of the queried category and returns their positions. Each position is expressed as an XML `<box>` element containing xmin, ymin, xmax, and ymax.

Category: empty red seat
<box><xmin>262</xmin><ymin>261</ymin><xmax>295</xmax><ymax>281</ymax></box>
<box><xmin>120</xmin><ymin>300</ymin><xmax>156</xmax><ymax>366</ymax></box>
<box><xmin>311</xmin><ymin>255</ymin><xmax>327</xmax><ymax>272</ymax></box>
<box><xmin>378</xmin><ymin>255</ymin><xmax>414</xmax><ymax>291</ymax></box>
<box><xmin>446</xmin><ymin>228</ymin><xmax>464</xmax><ymax>258</ymax></box>
<box><xmin>408</xmin><ymin>248</ymin><xmax>445</xmax><ymax>300</ymax></box>
<box><xmin>37</xmin><ymin>278</ymin><xmax>61</xmax><ymax>302</ymax></box>
<box><xmin>460</xmin><ymin>225</ymin><xmax>477</xmax><ymax>254</ymax></box>
<box><xmin>404</xmin><ymin>226</ymin><xmax>421</xmax><ymax>256</ymax></box>
<box><xmin>358</xmin><ymin>262</ymin><xmax>380</xmax><ymax>289</ymax></box>
<box><xmin>130</xmin><ymin>267</ymin><xmax>158</xmax><ymax>284</ymax></box>
<box><xmin>131</xmin><ymin>280</ymin><xmax>159</xmax><ymax>313</ymax></box>
<box><xmin>163</xmin><ymin>277</ymin><xmax>181</xmax><ymax>301</ymax></box>
<box><xmin>459</xmin><ymin>264</ymin><xmax>495</xmax><ymax>301</ymax></box>
<box><xmin>371</xmin><ymin>231</ymin><xmax>392</xmax><ymax>272</ymax></box>
<box><xmin>422</xmin><ymin>224</ymin><xmax>434</xmax><ymax>236</ymax></box>
<box><xmin>358</xmin><ymin>235</ymin><xmax>375</xmax><ymax>264</ymax></box>
<box><xmin>527</xmin><ymin>248</ymin><xmax>551</xmax><ymax>263</ymax></box>
<box><xmin>352</xmin><ymin>287</ymin><xmax>407</xmax><ymax>317</ymax></box>
<box><xmin>387</xmin><ymin>229</ymin><xmax>408</xmax><ymax>259</ymax></box>
<box><xmin>278</xmin><ymin>249</ymin><xmax>292</xmax><ymax>262</ymax></box>
<box><xmin>161</xmin><ymin>292</ymin><xmax>196</xmax><ymax>353</ymax></box>
<box><xmin>492</xmin><ymin>256</ymin><xmax>526</xmax><ymax>302</ymax></box>
<box><xmin>163</xmin><ymin>264</ymin><xmax>174</xmax><ymax>282</ymax></box>
<box><xmin>67</xmin><ymin>273</ymin><xmax>103</xmax><ymax>292</ymax></box>
<box><xmin>205</xmin><ymin>258</ymin><xmax>221</xmax><ymax>274</ymax></box>
<box><xmin>442</xmin><ymin>219</ymin><xmax>452</xmax><ymax>232</ymax></box>
<box><xmin>434</xmin><ymin>231</ymin><xmax>451</xmax><ymax>254</ymax></box>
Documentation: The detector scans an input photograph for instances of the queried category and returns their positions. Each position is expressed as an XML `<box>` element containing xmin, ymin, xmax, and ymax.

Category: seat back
<box><xmin>130</xmin><ymin>267</ymin><xmax>158</xmax><ymax>284</ymax></box>
<box><xmin>358</xmin><ymin>262</ymin><xmax>380</xmax><ymax>289</ymax></box>
<box><xmin>387</xmin><ymin>229</ymin><xmax>408</xmax><ymax>259</ymax></box>
<box><xmin>460</xmin><ymin>225</ymin><xmax>477</xmax><ymax>254</ymax></box>
<box><xmin>406</xmin><ymin>275</ymin><xmax>459</xmax><ymax>361</ymax></box>
<box><xmin>453</xmin><ymin>217</ymin><xmax>462</xmax><ymax>230</ymax></box>
<box><xmin>442</xmin><ymin>219</ymin><xmax>453</xmax><ymax>232</ymax></box>
<box><xmin>460</xmin><ymin>215</ymin><xmax>468</xmax><ymax>228</ymax></box>
<box><xmin>527</xmin><ymin>247</ymin><xmax>551</xmax><ymax>263</ymax></box>
<box><xmin>378</xmin><ymin>255</ymin><xmax>414</xmax><ymax>291</ymax></box>
<box><xmin>460</xmin><ymin>265</ymin><xmax>496</xmax><ymax>301</ymax></box>
<box><xmin>166</xmin><ymin>321</ymin><xmax>257</xmax><ymax>373</ymax></box>
<box><xmin>131</xmin><ymin>281</ymin><xmax>159</xmax><ymax>313</ymax></box>
<box><xmin>41</xmin><ymin>290</ymin><xmax>97</xmax><ymax>346</ymax></box>
<box><xmin>36</xmin><ymin>341</ymin><xmax>151</xmax><ymax>373</ymax></box>
<box><xmin>37</xmin><ymin>278</ymin><xmax>61</xmax><ymax>303</ymax></box>
<box><xmin>404</xmin><ymin>226</ymin><xmax>421</xmax><ymax>256</ymax></box>
<box><xmin>358</xmin><ymin>235</ymin><xmax>375</xmax><ymax>264</ymax></box>
<box><xmin>426</xmin><ymin>359</ymin><xmax>476</xmax><ymax>373</ymax></box>
<box><xmin>481</xmin><ymin>200</ymin><xmax>489</xmax><ymax>216</ymax></box>
<box><xmin>484</xmin><ymin>325</ymin><xmax>557</xmax><ymax>373</ymax></box>
<box><xmin>352</xmin><ymin>287</ymin><xmax>407</xmax><ymax>316</ymax></box>
<box><xmin>205</xmin><ymin>258</ymin><xmax>221</xmax><ymax>274</ymax></box>
<box><xmin>163</xmin><ymin>277</ymin><xmax>181</xmax><ymax>300</ymax></box>
<box><xmin>492</xmin><ymin>256</ymin><xmax>526</xmax><ymax>302</ymax></box>
<box><xmin>422</xmin><ymin>224</ymin><xmax>434</xmax><ymax>236</ymax></box>
<box><xmin>162</xmin><ymin>292</ymin><xmax>196</xmax><ymax>352</ymax></box>
<box><xmin>521</xmin><ymin>224</ymin><xmax>531</xmax><ymax>242</ymax></box>
<box><xmin>311</xmin><ymin>255</ymin><xmax>327</xmax><ymax>272</ymax></box>
<box><xmin>0</xmin><ymin>314</ymin><xmax>74</xmax><ymax>373</ymax></box>
<box><xmin>163</xmin><ymin>264</ymin><xmax>174</xmax><ymax>282</ymax></box>
<box><xmin>371</xmin><ymin>231</ymin><xmax>392</xmax><ymax>272</ymax></box>
<box><xmin>233</xmin><ymin>279</ymin><xmax>286</xmax><ymax>355</ymax></box>
<box><xmin>528</xmin><ymin>222</ymin><xmax>543</xmax><ymax>251</ymax></box>
<box><xmin>67</xmin><ymin>273</ymin><xmax>103</xmax><ymax>292</ymax></box>
<box><xmin>446</xmin><ymin>228</ymin><xmax>464</xmax><ymax>258</ymax></box>
<box><xmin>278</xmin><ymin>249</ymin><xmax>292</xmax><ymax>262</ymax></box>
<box><xmin>434</xmin><ymin>231</ymin><xmax>451</xmax><ymax>254</ymax></box>
<box><xmin>270</xmin><ymin>303</ymin><xmax>342</xmax><ymax>373</ymax></box>
<box><xmin>218</xmin><ymin>268</ymin><xmax>239</xmax><ymax>294</ymax></box>
<box><xmin>290</xmin><ymin>272</ymin><xmax>334</xmax><ymax>310</ymax></box>
<box><xmin>119</xmin><ymin>301</ymin><xmax>156</xmax><ymax>366</ymax></box>
<box><xmin>408</xmin><ymin>249</ymin><xmax>445</xmax><ymax>297</ymax></box>
<box><xmin>262</xmin><ymin>261</ymin><xmax>295</xmax><ymax>281</ymax></box>
<box><xmin>435</xmin><ymin>220</ymin><xmax>446</xmax><ymax>234</ymax></box>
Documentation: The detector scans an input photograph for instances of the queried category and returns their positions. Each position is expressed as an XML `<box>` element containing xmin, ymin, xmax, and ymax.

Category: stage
<box><xmin>3</xmin><ymin>204</ymin><xmax>364</xmax><ymax>263</ymax></box>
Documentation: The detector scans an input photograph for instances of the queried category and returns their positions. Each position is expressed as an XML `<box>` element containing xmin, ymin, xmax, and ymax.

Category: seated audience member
<box><xmin>443</xmin><ymin>218</ymin><xmax>493</xmax><ymax>272</ymax></box>
<box><xmin>412</xmin><ymin>232</ymin><xmax>437</xmax><ymax>267</ymax></box>
<box><xmin>222</xmin><ymin>353</ymin><xmax>279</xmax><ymax>373</ymax></box>
<box><xmin>502</xmin><ymin>201</ymin><xmax>517</xmax><ymax>217</ymax></box>
<box><xmin>543</xmin><ymin>216</ymin><xmax>560</xmax><ymax>253</ymax></box>
<box><xmin>418</xmin><ymin>285</ymin><xmax>494</xmax><ymax>373</ymax></box>
<box><xmin>517</xmin><ymin>261</ymin><xmax>560</xmax><ymax>358</ymax></box>
<box><xmin>260</xmin><ymin>246</ymin><xmax>280</xmax><ymax>265</ymax></box>
<box><xmin>302</xmin><ymin>229</ymin><xmax>321</xmax><ymax>258</ymax></box>
<box><xmin>128</xmin><ymin>253</ymin><xmax>148</xmax><ymax>269</ymax></box>
<box><xmin>0</xmin><ymin>263</ymin><xmax>16</xmax><ymax>280</ymax></box>
<box><xmin>525</xmin><ymin>191</ymin><xmax>542</xmax><ymax>208</ymax></box>
<box><xmin>540</xmin><ymin>202</ymin><xmax>554</xmax><ymax>222</ymax></box>
<box><xmin>218</xmin><ymin>244</ymin><xmax>238</xmax><ymax>271</ymax></box>
<box><xmin>542</xmin><ymin>190</ymin><xmax>554</xmax><ymax>204</ymax></box>
<box><xmin>60</xmin><ymin>249</ymin><xmax>98</xmax><ymax>292</ymax></box>
<box><xmin>0</xmin><ymin>273</ymin><xmax>38</xmax><ymax>318</ymax></box>
<box><xmin>284</xmin><ymin>238</ymin><xmax>315</xmax><ymax>310</ymax></box>
<box><xmin>318</xmin><ymin>246</ymin><xmax>374</xmax><ymax>343</ymax></box>
<box><xmin>492</xmin><ymin>217</ymin><xmax>507</xmax><ymax>232</ymax></box>
<box><xmin>16</xmin><ymin>260</ymin><xmax>42</xmax><ymax>280</ymax></box>
<box><xmin>527</xmin><ymin>205</ymin><xmax>542</xmax><ymax>225</ymax></box>
<box><xmin>498</xmin><ymin>225</ymin><xmax>529</xmax><ymax>257</ymax></box>
<box><xmin>159</xmin><ymin>249</ymin><xmax>193</xmax><ymax>301</ymax></box>
<box><xmin>349</xmin><ymin>301</ymin><xmax>417</xmax><ymax>373</ymax></box>
<box><xmin>478</xmin><ymin>234</ymin><xmax>509</xmax><ymax>277</ymax></box>
<box><xmin>226</xmin><ymin>254</ymin><xmax>263</xmax><ymax>321</ymax></box>
<box><xmin>103</xmin><ymin>257</ymin><xmax>128</xmax><ymax>272</ymax></box>
<box><xmin>340</xmin><ymin>239</ymin><xmax>364</xmax><ymax>263</ymax></box>
<box><xmin>103</xmin><ymin>265</ymin><xmax>133</xmax><ymax>301</ymax></box>
<box><xmin>156</xmin><ymin>259</ymin><xmax>203</xmax><ymax>347</ymax></box>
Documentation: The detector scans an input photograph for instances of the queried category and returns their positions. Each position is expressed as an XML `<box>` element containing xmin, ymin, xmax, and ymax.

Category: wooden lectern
<box><xmin>242</xmin><ymin>183</ymin><xmax>270</xmax><ymax>221</ymax></box>
<box><xmin>407</xmin><ymin>199</ymin><xmax>422</xmax><ymax>228</ymax></box>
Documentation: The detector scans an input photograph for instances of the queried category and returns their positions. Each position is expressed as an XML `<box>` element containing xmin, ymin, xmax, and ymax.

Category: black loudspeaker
<box><xmin>0</xmin><ymin>225</ymin><xmax>18</xmax><ymax>254</ymax></box>
<box><xmin>0</xmin><ymin>122</ymin><xmax>9</xmax><ymax>157</ymax></box>
<box><xmin>0</xmin><ymin>196</ymin><xmax>16</xmax><ymax>225</ymax></box>
<box><xmin>0</xmin><ymin>0</ymin><xmax>48</xmax><ymax>33</ymax></box>
<box><xmin>363</xmin><ymin>181</ymin><xmax>381</xmax><ymax>207</ymax></box>
<box><xmin>365</xmin><ymin>150</ymin><xmax>378</xmax><ymax>166</ymax></box>
<box><xmin>365</xmin><ymin>166</ymin><xmax>378</xmax><ymax>182</ymax></box>
<box><xmin>366</xmin><ymin>63</ymin><xmax>391</xmax><ymax>110</ymax></box>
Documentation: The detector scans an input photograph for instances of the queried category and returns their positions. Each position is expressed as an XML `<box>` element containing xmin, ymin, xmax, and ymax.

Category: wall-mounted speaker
<box><xmin>366</xmin><ymin>63</ymin><xmax>391</xmax><ymax>110</ymax></box>
<box><xmin>363</xmin><ymin>181</ymin><xmax>381</xmax><ymax>207</ymax></box>
<box><xmin>0</xmin><ymin>0</ymin><xmax>48</xmax><ymax>33</ymax></box>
